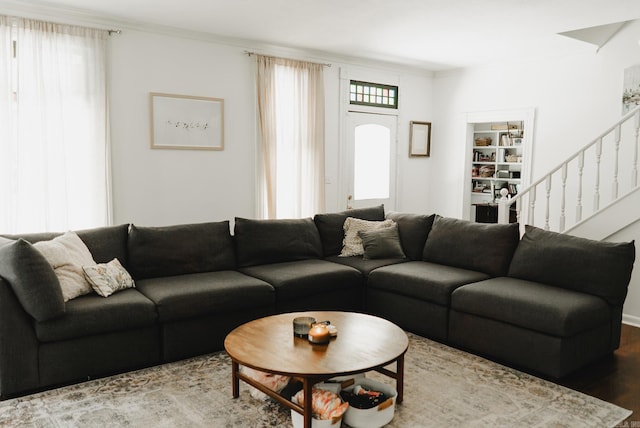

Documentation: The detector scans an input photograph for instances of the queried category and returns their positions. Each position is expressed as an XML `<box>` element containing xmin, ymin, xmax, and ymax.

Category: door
<box><xmin>344</xmin><ymin>112</ymin><xmax>397</xmax><ymax>210</ymax></box>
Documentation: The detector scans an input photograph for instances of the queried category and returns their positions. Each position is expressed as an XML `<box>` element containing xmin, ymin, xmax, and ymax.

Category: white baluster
<box><xmin>613</xmin><ymin>125</ymin><xmax>620</xmax><ymax>200</ymax></box>
<box><xmin>529</xmin><ymin>186</ymin><xmax>536</xmax><ymax>227</ymax></box>
<box><xmin>545</xmin><ymin>175</ymin><xmax>552</xmax><ymax>231</ymax></box>
<box><xmin>576</xmin><ymin>151</ymin><xmax>584</xmax><ymax>222</ymax></box>
<box><xmin>634</xmin><ymin>110</ymin><xmax>639</xmax><ymax>188</ymax></box>
<box><xmin>560</xmin><ymin>163</ymin><xmax>567</xmax><ymax>232</ymax></box>
<box><xmin>594</xmin><ymin>138</ymin><xmax>602</xmax><ymax>212</ymax></box>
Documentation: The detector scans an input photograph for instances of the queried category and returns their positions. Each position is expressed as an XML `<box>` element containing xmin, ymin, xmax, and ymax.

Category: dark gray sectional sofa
<box><xmin>0</xmin><ymin>205</ymin><xmax>635</xmax><ymax>399</ymax></box>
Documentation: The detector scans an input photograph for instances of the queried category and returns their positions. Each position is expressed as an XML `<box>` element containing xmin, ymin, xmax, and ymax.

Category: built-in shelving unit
<box><xmin>463</xmin><ymin>109</ymin><xmax>535</xmax><ymax>223</ymax></box>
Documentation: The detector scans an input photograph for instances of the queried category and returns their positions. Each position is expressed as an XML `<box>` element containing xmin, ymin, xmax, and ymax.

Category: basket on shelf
<box><xmin>505</xmin><ymin>154</ymin><xmax>518</xmax><ymax>162</ymax></box>
<box><xmin>479</xmin><ymin>165</ymin><xmax>495</xmax><ymax>177</ymax></box>
<box><xmin>474</xmin><ymin>137</ymin><xmax>492</xmax><ymax>146</ymax></box>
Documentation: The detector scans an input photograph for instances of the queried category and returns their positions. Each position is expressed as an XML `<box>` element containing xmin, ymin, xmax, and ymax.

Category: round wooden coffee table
<box><xmin>224</xmin><ymin>311</ymin><xmax>408</xmax><ymax>428</ymax></box>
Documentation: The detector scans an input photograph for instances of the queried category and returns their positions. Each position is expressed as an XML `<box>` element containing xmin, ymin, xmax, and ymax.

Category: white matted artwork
<box><xmin>150</xmin><ymin>93</ymin><xmax>224</xmax><ymax>150</ymax></box>
<box><xmin>622</xmin><ymin>64</ymin><xmax>640</xmax><ymax>114</ymax></box>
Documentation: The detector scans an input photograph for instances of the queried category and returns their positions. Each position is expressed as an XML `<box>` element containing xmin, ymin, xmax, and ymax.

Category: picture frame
<box><xmin>150</xmin><ymin>92</ymin><xmax>224</xmax><ymax>150</ymax></box>
<box><xmin>409</xmin><ymin>121</ymin><xmax>431</xmax><ymax>157</ymax></box>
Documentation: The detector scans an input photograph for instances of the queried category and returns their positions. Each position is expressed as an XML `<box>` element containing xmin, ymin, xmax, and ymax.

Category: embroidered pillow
<box><xmin>33</xmin><ymin>231</ymin><xmax>97</xmax><ymax>301</ymax></box>
<box><xmin>83</xmin><ymin>258</ymin><xmax>135</xmax><ymax>297</ymax></box>
<box><xmin>339</xmin><ymin>217</ymin><xmax>395</xmax><ymax>257</ymax></box>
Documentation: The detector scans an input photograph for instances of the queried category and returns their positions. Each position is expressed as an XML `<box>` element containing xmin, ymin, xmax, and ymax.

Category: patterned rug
<box><xmin>0</xmin><ymin>333</ymin><xmax>631</xmax><ymax>427</ymax></box>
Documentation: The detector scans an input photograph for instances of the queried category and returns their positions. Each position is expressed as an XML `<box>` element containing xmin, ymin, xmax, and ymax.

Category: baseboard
<box><xmin>622</xmin><ymin>313</ymin><xmax>640</xmax><ymax>328</ymax></box>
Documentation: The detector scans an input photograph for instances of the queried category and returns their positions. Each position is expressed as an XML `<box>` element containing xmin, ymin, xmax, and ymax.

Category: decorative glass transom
<box><xmin>349</xmin><ymin>80</ymin><xmax>398</xmax><ymax>109</ymax></box>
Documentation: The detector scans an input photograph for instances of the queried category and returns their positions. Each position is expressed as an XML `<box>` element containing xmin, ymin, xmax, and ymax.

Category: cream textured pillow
<box><xmin>83</xmin><ymin>258</ymin><xmax>135</xmax><ymax>297</ymax></box>
<box><xmin>33</xmin><ymin>231</ymin><xmax>96</xmax><ymax>302</ymax></box>
<box><xmin>339</xmin><ymin>217</ymin><xmax>395</xmax><ymax>257</ymax></box>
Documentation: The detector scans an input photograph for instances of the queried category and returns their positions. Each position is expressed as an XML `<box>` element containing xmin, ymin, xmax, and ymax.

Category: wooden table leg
<box><xmin>231</xmin><ymin>360</ymin><xmax>240</xmax><ymax>398</ymax></box>
<box><xmin>303</xmin><ymin>378</ymin><xmax>313</xmax><ymax>428</ymax></box>
<box><xmin>396</xmin><ymin>354</ymin><xmax>405</xmax><ymax>404</ymax></box>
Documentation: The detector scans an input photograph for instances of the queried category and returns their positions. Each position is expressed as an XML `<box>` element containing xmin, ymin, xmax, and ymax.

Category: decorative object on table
<box><xmin>409</xmin><ymin>121</ymin><xmax>431</xmax><ymax>157</ymax></box>
<box><xmin>150</xmin><ymin>92</ymin><xmax>224</xmax><ymax>150</ymax></box>
<box><xmin>293</xmin><ymin>316</ymin><xmax>316</xmax><ymax>338</ymax></box>
<box><xmin>308</xmin><ymin>322</ymin><xmax>331</xmax><ymax>344</ymax></box>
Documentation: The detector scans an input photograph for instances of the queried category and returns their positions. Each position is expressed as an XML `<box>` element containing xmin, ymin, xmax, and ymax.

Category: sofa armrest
<box><xmin>0</xmin><ymin>278</ymin><xmax>40</xmax><ymax>398</ymax></box>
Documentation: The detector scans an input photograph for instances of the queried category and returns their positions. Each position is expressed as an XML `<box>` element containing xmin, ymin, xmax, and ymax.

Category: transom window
<box><xmin>349</xmin><ymin>80</ymin><xmax>398</xmax><ymax>109</ymax></box>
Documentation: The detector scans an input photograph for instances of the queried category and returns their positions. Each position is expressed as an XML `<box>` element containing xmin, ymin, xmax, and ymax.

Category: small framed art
<box><xmin>409</xmin><ymin>121</ymin><xmax>431</xmax><ymax>157</ymax></box>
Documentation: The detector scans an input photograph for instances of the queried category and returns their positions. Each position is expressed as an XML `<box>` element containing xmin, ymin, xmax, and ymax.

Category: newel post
<box><xmin>497</xmin><ymin>188</ymin><xmax>511</xmax><ymax>224</ymax></box>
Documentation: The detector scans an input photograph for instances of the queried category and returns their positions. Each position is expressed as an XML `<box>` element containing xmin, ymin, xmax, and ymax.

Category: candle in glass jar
<box><xmin>308</xmin><ymin>323</ymin><xmax>331</xmax><ymax>344</ymax></box>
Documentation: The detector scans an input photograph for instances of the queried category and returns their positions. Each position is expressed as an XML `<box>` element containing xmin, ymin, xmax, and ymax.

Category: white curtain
<box><xmin>0</xmin><ymin>16</ymin><xmax>110</xmax><ymax>233</ymax></box>
<box><xmin>255</xmin><ymin>55</ymin><xmax>325</xmax><ymax>219</ymax></box>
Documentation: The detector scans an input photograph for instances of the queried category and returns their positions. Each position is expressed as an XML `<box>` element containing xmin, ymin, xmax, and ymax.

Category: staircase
<box><xmin>498</xmin><ymin>106</ymin><xmax>640</xmax><ymax>237</ymax></box>
<box><xmin>497</xmin><ymin>108</ymin><xmax>640</xmax><ymax>326</ymax></box>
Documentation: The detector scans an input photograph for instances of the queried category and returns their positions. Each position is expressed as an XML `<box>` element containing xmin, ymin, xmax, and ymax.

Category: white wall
<box><xmin>108</xmin><ymin>29</ymin><xmax>434</xmax><ymax>226</ymax></box>
<box><xmin>431</xmin><ymin>21</ymin><xmax>640</xmax><ymax>321</ymax></box>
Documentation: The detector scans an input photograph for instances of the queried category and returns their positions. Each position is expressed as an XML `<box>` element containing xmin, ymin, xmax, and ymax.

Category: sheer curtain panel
<box><xmin>0</xmin><ymin>16</ymin><xmax>110</xmax><ymax>233</ymax></box>
<box><xmin>255</xmin><ymin>55</ymin><xmax>326</xmax><ymax>219</ymax></box>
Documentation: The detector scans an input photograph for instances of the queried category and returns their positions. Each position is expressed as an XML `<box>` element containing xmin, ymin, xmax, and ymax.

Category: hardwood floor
<box><xmin>560</xmin><ymin>323</ymin><xmax>640</xmax><ymax>424</ymax></box>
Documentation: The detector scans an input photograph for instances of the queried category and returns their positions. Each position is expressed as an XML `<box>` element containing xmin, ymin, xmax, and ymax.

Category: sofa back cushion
<box><xmin>128</xmin><ymin>221</ymin><xmax>235</xmax><ymax>279</ymax></box>
<box><xmin>313</xmin><ymin>205</ymin><xmax>385</xmax><ymax>257</ymax></box>
<box><xmin>508</xmin><ymin>225</ymin><xmax>636</xmax><ymax>306</ymax></box>
<box><xmin>234</xmin><ymin>217</ymin><xmax>322</xmax><ymax>267</ymax></box>
<box><xmin>422</xmin><ymin>216</ymin><xmax>520</xmax><ymax>277</ymax></box>
<box><xmin>77</xmin><ymin>224</ymin><xmax>130</xmax><ymax>267</ymax></box>
<box><xmin>385</xmin><ymin>212</ymin><xmax>436</xmax><ymax>260</ymax></box>
<box><xmin>0</xmin><ymin>237</ymin><xmax>65</xmax><ymax>321</ymax></box>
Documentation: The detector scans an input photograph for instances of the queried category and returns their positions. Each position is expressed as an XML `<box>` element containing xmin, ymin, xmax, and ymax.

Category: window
<box><xmin>349</xmin><ymin>80</ymin><xmax>398</xmax><ymax>109</ymax></box>
<box><xmin>0</xmin><ymin>16</ymin><xmax>110</xmax><ymax>233</ymax></box>
<box><xmin>255</xmin><ymin>55</ymin><xmax>326</xmax><ymax>219</ymax></box>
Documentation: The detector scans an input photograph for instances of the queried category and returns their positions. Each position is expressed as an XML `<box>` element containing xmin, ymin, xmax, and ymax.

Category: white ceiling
<box><xmin>3</xmin><ymin>0</ymin><xmax>640</xmax><ymax>70</ymax></box>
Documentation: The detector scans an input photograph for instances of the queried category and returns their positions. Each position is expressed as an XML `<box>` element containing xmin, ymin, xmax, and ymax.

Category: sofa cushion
<box><xmin>340</xmin><ymin>218</ymin><xmax>395</xmax><ymax>257</ymax></box>
<box><xmin>33</xmin><ymin>231</ymin><xmax>97</xmax><ymax>302</ymax></box>
<box><xmin>422</xmin><ymin>216</ymin><xmax>520</xmax><ymax>277</ymax></box>
<box><xmin>367</xmin><ymin>261</ymin><xmax>490</xmax><ymax>306</ymax></box>
<box><xmin>77</xmin><ymin>224</ymin><xmax>130</xmax><ymax>267</ymax></box>
<box><xmin>83</xmin><ymin>258</ymin><xmax>135</xmax><ymax>297</ymax></box>
<box><xmin>35</xmin><ymin>288</ymin><xmax>157</xmax><ymax>342</ymax></box>
<box><xmin>385</xmin><ymin>212</ymin><xmax>436</xmax><ymax>260</ymax></box>
<box><xmin>239</xmin><ymin>259</ymin><xmax>361</xmax><ymax>301</ymax></box>
<box><xmin>324</xmin><ymin>255</ymin><xmax>407</xmax><ymax>277</ymax></box>
<box><xmin>508</xmin><ymin>225</ymin><xmax>636</xmax><ymax>306</ymax></box>
<box><xmin>135</xmin><ymin>271</ymin><xmax>275</xmax><ymax>322</ymax></box>
<box><xmin>234</xmin><ymin>217</ymin><xmax>322</xmax><ymax>268</ymax></box>
<box><xmin>0</xmin><ymin>237</ymin><xmax>65</xmax><ymax>321</ymax></box>
<box><xmin>314</xmin><ymin>205</ymin><xmax>385</xmax><ymax>257</ymax></box>
<box><xmin>128</xmin><ymin>221</ymin><xmax>236</xmax><ymax>280</ymax></box>
<box><xmin>358</xmin><ymin>223</ymin><xmax>406</xmax><ymax>260</ymax></box>
<box><xmin>451</xmin><ymin>277</ymin><xmax>610</xmax><ymax>337</ymax></box>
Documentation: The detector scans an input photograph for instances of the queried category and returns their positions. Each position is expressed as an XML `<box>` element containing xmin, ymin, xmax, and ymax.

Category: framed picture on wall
<box><xmin>150</xmin><ymin>92</ymin><xmax>224</xmax><ymax>150</ymax></box>
<box><xmin>409</xmin><ymin>121</ymin><xmax>431</xmax><ymax>157</ymax></box>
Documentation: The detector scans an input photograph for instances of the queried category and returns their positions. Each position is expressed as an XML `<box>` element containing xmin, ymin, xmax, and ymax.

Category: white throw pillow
<box><xmin>33</xmin><ymin>231</ymin><xmax>96</xmax><ymax>302</ymax></box>
<box><xmin>83</xmin><ymin>258</ymin><xmax>135</xmax><ymax>297</ymax></box>
<box><xmin>339</xmin><ymin>217</ymin><xmax>395</xmax><ymax>257</ymax></box>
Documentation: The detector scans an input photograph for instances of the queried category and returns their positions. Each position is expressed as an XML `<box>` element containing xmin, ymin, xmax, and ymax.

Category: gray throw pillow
<box><xmin>128</xmin><ymin>221</ymin><xmax>236</xmax><ymax>280</ymax></box>
<box><xmin>508</xmin><ymin>225</ymin><xmax>636</xmax><ymax>306</ymax></box>
<box><xmin>358</xmin><ymin>224</ymin><xmax>406</xmax><ymax>260</ymax></box>
<box><xmin>313</xmin><ymin>205</ymin><xmax>385</xmax><ymax>257</ymax></box>
<box><xmin>422</xmin><ymin>216</ymin><xmax>520</xmax><ymax>277</ymax></box>
<box><xmin>0</xmin><ymin>237</ymin><xmax>65</xmax><ymax>321</ymax></box>
<box><xmin>385</xmin><ymin>212</ymin><xmax>436</xmax><ymax>260</ymax></box>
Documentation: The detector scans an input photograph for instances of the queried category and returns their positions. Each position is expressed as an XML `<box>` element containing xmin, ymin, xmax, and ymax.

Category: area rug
<box><xmin>0</xmin><ymin>333</ymin><xmax>631</xmax><ymax>427</ymax></box>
